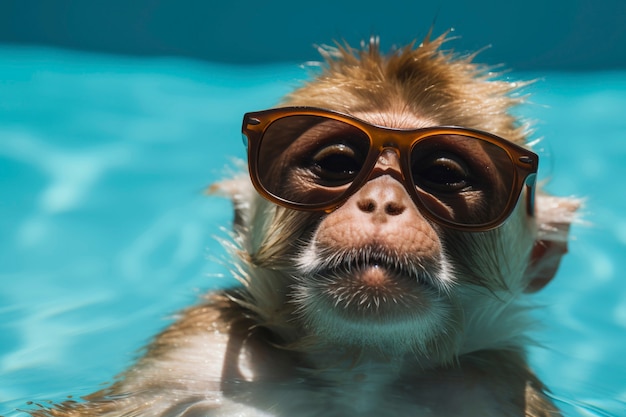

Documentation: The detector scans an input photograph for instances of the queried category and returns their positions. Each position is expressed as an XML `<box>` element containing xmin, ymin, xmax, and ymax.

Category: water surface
<box><xmin>0</xmin><ymin>47</ymin><xmax>625</xmax><ymax>416</ymax></box>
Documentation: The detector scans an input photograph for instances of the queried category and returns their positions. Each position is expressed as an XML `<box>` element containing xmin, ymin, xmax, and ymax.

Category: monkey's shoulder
<box><xmin>29</xmin><ymin>294</ymin><xmax>559</xmax><ymax>417</ymax></box>
<box><xmin>28</xmin><ymin>293</ymin><xmax>263</xmax><ymax>417</ymax></box>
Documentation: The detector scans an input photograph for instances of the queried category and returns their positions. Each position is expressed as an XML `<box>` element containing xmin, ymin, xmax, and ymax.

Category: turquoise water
<box><xmin>0</xmin><ymin>47</ymin><xmax>625</xmax><ymax>416</ymax></box>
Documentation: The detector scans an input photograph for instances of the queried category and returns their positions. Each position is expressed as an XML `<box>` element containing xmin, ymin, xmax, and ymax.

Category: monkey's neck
<box><xmin>280</xmin><ymin>337</ymin><xmax>448</xmax><ymax>381</ymax></box>
<box><xmin>301</xmin><ymin>354</ymin><xmax>407</xmax><ymax>386</ymax></box>
<box><xmin>285</xmin><ymin>344</ymin><xmax>534</xmax><ymax>399</ymax></box>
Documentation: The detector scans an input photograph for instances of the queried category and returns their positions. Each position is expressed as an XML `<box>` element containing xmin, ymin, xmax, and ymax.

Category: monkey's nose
<box><xmin>354</xmin><ymin>176</ymin><xmax>410</xmax><ymax>221</ymax></box>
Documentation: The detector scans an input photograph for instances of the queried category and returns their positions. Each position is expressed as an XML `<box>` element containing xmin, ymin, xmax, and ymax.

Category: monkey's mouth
<box><xmin>310</xmin><ymin>256</ymin><xmax>440</xmax><ymax>317</ymax></box>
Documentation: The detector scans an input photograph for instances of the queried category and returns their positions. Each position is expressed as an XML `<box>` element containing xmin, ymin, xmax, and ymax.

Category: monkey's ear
<box><xmin>524</xmin><ymin>194</ymin><xmax>581</xmax><ymax>293</ymax></box>
<box><xmin>524</xmin><ymin>227</ymin><xmax>570</xmax><ymax>293</ymax></box>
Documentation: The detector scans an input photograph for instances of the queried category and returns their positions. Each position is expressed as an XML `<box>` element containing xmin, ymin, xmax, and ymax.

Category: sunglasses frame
<box><xmin>242</xmin><ymin>107</ymin><xmax>538</xmax><ymax>231</ymax></box>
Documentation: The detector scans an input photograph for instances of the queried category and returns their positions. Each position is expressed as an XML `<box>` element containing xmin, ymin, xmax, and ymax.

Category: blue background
<box><xmin>1</xmin><ymin>1</ymin><xmax>625</xmax><ymax>416</ymax></box>
<box><xmin>0</xmin><ymin>0</ymin><xmax>625</xmax><ymax>70</ymax></box>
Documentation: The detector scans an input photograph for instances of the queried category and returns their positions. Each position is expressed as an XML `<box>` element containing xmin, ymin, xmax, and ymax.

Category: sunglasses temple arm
<box><xmin>524</xmin><ymin>173</ymin><xmax>537</xmax><ymax>217</ymax></box>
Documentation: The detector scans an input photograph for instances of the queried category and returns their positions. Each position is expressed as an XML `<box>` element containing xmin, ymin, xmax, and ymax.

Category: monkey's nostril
<box><xmin>385</xmin><ymin>202</ymin><xmax>405</xmax><ymax>216</ymax></box>
<box><xmin>357</xmin><ymin>199</ymin><xmax>405</xmax><ymax>216</ymax></box>
<box><xmin>357</xmin><ymin>199</ymin><xmax>377</xmax><ymax>213</ymax></box>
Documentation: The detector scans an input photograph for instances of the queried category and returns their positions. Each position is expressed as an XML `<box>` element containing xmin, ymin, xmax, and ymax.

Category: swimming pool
<box><xmin>0</xmin><ymin>47</ymin><xmax>625</xmax><ymax>416</ymax></box>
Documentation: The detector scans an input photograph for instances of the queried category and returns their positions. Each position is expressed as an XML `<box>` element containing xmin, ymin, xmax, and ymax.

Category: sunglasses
<box><xmin>242</xmin><ymin>107</ymin><xmax>538</xmax><ymax>231</ymax></box>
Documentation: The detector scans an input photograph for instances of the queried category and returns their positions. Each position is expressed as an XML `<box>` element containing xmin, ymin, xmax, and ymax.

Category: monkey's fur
<box><xmin>29</xmin><ymin>33</ymin><xmax>578</xmax><ymax>417</ymax></box>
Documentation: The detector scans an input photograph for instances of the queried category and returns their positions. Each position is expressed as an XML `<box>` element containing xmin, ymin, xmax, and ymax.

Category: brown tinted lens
<box><xmin>410</xmin><ymin>134</ymin><xmax>515</xmax><ymax>225</ymax></box>
<box><xmin>257</xmin><ymin>115</ymin><xmax>371</xmax><ymax>206</ymax></box>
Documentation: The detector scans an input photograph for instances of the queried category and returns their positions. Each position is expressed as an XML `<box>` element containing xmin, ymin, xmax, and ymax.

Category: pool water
<box><xmin>0</xmin><ymin>47</ymin><xmax>625</xmax><ymax>416</ymax></box>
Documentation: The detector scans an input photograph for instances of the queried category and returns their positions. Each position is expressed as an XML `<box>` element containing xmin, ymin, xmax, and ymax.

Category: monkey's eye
<box><xmin>413</xmin><ymin>153</ymin><xmax>471</xmax><ymax>192</ymax></box>
<box><xmin>310</xmin><ymin>143</ymin><xmax>364</xmax><ymax>186</ymax></box>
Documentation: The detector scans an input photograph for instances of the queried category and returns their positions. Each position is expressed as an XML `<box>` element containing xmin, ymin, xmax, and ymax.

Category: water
<box><xmin>0</xmin><ymin>47</ymin><xmax>624</xmax><ymax>416</ymax></box>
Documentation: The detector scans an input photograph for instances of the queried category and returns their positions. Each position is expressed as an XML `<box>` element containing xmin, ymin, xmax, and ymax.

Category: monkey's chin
<box><xmin>292</xmin><ymin>264</ymin><xmax>455</xmax><ymax>356</ymax></box>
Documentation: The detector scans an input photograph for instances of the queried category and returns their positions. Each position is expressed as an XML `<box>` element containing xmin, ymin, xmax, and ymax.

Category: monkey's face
<box><xmin>293</xmin><ymin>167</ymin><xmax>458</xmax><ymax>358</ymax></box>
<box><xmin>240</xmin><ymin>106</ymin><xmax>539</xmax><ymax>360</ymax></box>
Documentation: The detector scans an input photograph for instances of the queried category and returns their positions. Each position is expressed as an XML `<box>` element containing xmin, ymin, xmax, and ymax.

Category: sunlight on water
<box><xmin>0</xmin><ymin>48</ymin><xmax>625</xmax><ymax>416</ymax></box>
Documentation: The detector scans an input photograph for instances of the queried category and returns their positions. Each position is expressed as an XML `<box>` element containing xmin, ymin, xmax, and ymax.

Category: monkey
<box><xmin>27</xmin><ymin>32</ymin><xmax>579</xmax><ymax>417</ymax></box>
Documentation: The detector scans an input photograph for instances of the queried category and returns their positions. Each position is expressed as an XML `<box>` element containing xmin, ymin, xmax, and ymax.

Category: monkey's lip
<box><xmin>348</xmin><ymin>262</ymin><xmax>420</xmax><ymax>287</ymax></box>
<box><xmin>323</xmin><ymin>259</ymin><xmax>429</xmax><ymax>289</ymax></box>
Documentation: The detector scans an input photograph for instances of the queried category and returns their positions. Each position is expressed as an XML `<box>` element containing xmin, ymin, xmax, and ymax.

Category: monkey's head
<box><xmin>217</xmin><ymin>34</ymin><xmax>578</xmax><ymax>366</ymax></box>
